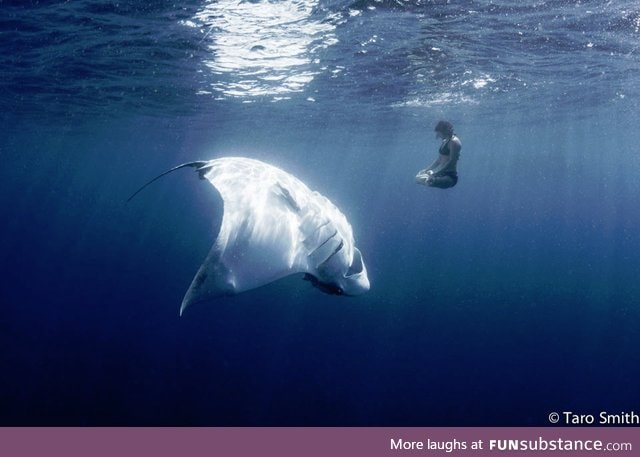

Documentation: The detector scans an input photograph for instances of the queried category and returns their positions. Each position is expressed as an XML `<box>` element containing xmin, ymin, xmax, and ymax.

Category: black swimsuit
<box><xmin>439</xmin><ymin>138</ymin><xmax>451</xmax><ymax>155</ymax></box>
<box><xmin>431</xmin><ymin>138</ymin><xmax>458</xmax><ymax>188</ymax></box>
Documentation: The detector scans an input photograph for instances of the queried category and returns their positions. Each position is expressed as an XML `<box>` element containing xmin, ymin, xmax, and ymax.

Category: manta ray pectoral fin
<box><xmin>127</xmin><ymin>161</ymin><xmax>212</xmax><ymax>202</ymax></box>
<box><xmin>180</xmin><ymin>242</ymin><xmax>236</xmax><ymax>316</ymax></box>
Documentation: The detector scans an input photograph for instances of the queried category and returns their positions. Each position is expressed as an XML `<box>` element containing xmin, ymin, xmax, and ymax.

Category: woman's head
<box><xmin>434</xmin><ymin>120</ymin><xmax>454</xmax><ymax>138</ymax></box>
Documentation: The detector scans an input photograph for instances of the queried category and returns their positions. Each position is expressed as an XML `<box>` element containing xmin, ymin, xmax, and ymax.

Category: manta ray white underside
<box><xmin>130</xmin><ymin>157</ymin><xmax>370</xmax><ymax>314</ymax></box>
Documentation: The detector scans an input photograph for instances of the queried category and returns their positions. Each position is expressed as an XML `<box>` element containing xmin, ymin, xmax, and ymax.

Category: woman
<box><xmin>416</xmin><ymin>120</ymin><xmax>461</xmax><ymax>189</ymax></box>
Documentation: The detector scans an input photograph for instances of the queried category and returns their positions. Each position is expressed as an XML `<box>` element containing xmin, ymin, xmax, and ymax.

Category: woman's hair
<box><xmin>434</xmin><ymin>120</ymin><xmax>454</xmax><ymax>137</ymax></box>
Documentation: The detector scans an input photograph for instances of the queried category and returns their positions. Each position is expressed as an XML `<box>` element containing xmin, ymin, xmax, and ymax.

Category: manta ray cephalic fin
<box><xmin>127</xmin><ymin>161</ymin><xmax>211</xmax><ymax>202</ymax></box>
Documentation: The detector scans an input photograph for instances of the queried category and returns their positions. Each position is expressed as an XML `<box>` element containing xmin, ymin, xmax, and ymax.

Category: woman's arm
<box><xmin>424</xmin><ymin>157</ymin><xmax>440</xmax><ymax>173</ymax></box>
<box><xmin>416</xmin><ymin>156</ymin><xmax>440</xmax><ymax>181</ymax></box>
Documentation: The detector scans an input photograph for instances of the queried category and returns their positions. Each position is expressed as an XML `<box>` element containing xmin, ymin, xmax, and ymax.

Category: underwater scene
<box><xmin>1</xmin><ymin>0</ymin><xmax>639</xmax><ymax>425</ymax></box>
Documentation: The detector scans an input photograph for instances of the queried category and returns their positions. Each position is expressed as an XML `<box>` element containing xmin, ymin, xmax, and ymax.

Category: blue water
<box><xmin>1</xmin><ymin>0</ymin><xmax>639</xmax><ymax>425</ymax></box>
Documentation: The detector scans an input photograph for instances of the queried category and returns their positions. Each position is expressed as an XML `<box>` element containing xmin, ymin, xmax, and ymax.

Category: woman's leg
<box><xmin>427</xmin><ymin>174</ymin><xmax>457</xmax><ymax>189</ymax></box>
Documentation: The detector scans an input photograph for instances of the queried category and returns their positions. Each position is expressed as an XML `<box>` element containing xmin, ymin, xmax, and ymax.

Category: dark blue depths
<box><xmin>1</xmin><ymin>0</ymin><xmax>639</xmax><ymax>425</ymax></box>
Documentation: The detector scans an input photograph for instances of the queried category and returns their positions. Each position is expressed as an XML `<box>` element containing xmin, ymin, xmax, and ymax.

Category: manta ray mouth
<box><xmin>345</xmin><ymin>247</ymin><xmax>365</xmax><ymax>277</ymax></box>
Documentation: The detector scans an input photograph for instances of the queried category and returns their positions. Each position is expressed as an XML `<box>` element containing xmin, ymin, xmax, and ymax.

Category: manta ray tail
<box><xmin>127</xmin><ymin>161</ymin><xmax>211</xmax><ymax>202</ymax></box>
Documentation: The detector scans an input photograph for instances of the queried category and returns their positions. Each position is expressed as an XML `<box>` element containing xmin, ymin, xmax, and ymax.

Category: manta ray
<box><xmin>129</xmin><ymin>157</ymin><xmax>370</xmax><ymax>314</ymax></box>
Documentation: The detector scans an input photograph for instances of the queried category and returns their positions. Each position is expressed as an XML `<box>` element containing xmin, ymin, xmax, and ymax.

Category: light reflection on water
<box><xmin>187</xmin><ymin>0</ymin><xmax>339</xmax><ymax>101</ymax></box>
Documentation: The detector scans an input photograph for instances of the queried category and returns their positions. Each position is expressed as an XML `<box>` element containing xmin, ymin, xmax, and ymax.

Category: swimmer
<box><xmin>416</xmin><ymin>120</ymin><xmax>461</xmax><ymax>189</ymax></box>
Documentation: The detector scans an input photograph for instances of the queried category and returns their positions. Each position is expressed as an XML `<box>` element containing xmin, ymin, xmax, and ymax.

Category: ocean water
<box><xmin>1</xmin><ymin>0</ymin><xmax>639</xmax><ymax>426</ymax></box>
